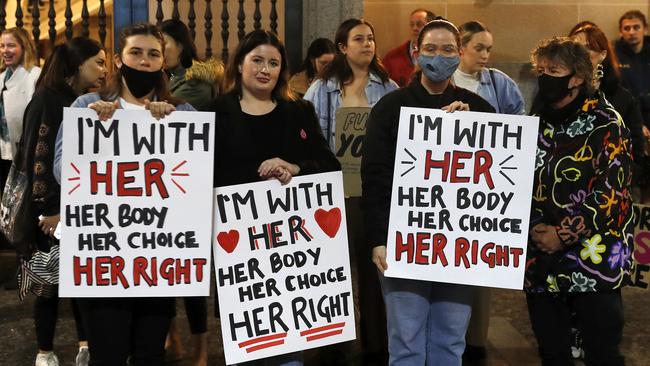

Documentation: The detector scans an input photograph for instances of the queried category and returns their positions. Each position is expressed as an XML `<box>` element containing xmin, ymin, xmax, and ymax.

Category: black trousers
<box><xmin>34</xmin><ymin>296</ymin><xmax>86</xmax><ymax>351</ymax></box>
<box><xmin>526</xmin><ymin>290</ymin><xmax>625</xmax><ymax>366</ymax></box>
<box><xmin>78</xmin><ymin>297</ymin><xmax>174</xmax><ymax>366</ymax></box>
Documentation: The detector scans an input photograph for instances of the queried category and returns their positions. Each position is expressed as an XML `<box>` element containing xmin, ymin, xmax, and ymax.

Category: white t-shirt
<box><xmin>119</xmin><ymin>97</ymin><xmax>147</xmax><ymax>110</ymax></box>
<box><xmin>452</xmin><ymin>69</ymin><xmax>480</xmax><ymax>94</ymax></box>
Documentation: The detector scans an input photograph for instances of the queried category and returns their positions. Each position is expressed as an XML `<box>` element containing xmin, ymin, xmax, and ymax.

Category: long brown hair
<box><xmin>224</xmin><ymin>29</ymin><xmax>294</xmax><ymax>101</ymax></box>
<box><xmin>99</xmin><ymin>23</ymin><xmax>182</xmax><ymax>105</ymax></box>
<box><xmin>0</xmin><ymin>27</ymin><xmax>38</xmax><ymax>72</ymax></box>
<box><xmin>36</xmin><ymin>37</ymin><xmax>103</xmax><ymax>94</ymax></box>
<box><xmin>568</xmin><ymin>24</ymin><xmax>621</xmax><ymax>79</ymax></box>
<box><xmin>320</xmin><ymin>18</ymin><xmax>390</xmax><ymax>85</ymax></box>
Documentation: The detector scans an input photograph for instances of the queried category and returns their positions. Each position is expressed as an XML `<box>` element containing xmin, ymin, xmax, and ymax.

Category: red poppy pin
<box><xmin>300</xmin><ymin>129</ymin><xmax>307</xmax><ymax>140</ymax></box>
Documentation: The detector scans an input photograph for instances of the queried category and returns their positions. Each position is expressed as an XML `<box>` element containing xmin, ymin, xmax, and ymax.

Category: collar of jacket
<box><xmin>322</xmin><ymin>72</ymin><xmax>385</xmax><ymax>94</ymax></box>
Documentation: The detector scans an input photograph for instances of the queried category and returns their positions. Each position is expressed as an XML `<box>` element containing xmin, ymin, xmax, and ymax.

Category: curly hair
<box><xmin>531</xmin><ymin>37</ymin><xmax>594</xmax><ymax>95</ymax></box>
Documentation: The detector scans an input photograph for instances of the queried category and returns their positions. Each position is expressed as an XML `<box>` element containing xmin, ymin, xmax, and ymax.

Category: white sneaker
<box><xmin>35</xmin><ymin>352</ymin><xmax>59</xmax><ymax>366</ymax></box>
<box><xmin>76</xmin><ymin>347</ymin><xmax>90</xmax><ymax>366</ymax></box>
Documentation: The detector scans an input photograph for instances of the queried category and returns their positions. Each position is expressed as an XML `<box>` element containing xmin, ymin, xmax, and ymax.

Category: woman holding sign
<box><xmin>361</xmin><ymin>19</ymin><xmax>494</xmax><ymax>365</ymax></box>
<box><xmin>212</xmin><ymin>29</ymin><xmax>339</xmax><ymax>365</ymax></box>
<box><xmin>53</xmin><ymin>23</ymin><xmax>196</xmax><ymax>366</ymax></box>
<box><xmin>21</xmin><ymin>36</ymin><xmax>107</xmax><ymax>366</ymax></box>
<box><xmin>304</xmin><ymin>19</ymin><xmax>398</xmax><ymax>363</ymax></box>
<box><xmin>526</xmin><ymin>37</ymin><xmax>634</xmax><ymax>365</ymax></box>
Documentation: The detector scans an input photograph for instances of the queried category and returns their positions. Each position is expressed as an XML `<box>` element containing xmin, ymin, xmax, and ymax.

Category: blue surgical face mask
<box><xmin>417</xmin><ymin>54</ymin><xmax>460</xmax><ymax>83</ymax></box>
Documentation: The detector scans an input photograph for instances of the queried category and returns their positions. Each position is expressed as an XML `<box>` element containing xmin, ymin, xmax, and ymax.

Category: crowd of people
<box><xmin>0</xmin><ymin>6</ymin><xmax>648</xmax><ymax>366</ymax></box>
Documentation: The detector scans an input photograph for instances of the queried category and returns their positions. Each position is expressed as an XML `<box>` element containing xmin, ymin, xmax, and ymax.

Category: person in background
<box><xmin>0</xmin><ymin>27</ymin><xmax>41</xmax><ymax>289</ymax></box>
<box><xmin>21</xmin><ymin>36</ymin><xmax>106</xmax><ymax>366</ymax></box>
<box><xmin>160</xmin><ymin>18</ymin><xmax>221</xmax><ymax>366</ymax></box>
<box><xmin>527</xmin><ymin>36</ymin><xmax>633</xmax><ymax>366</ymax></box>
<box><xmin>212</xmin><ymin>29</ymin><xmax>340</xmax><ymax>366</ymax></box>
<box><xmin>288</xmin><ymin>38</ymin><xmax>335</xmax><ymax>97</ymax></box>
<box><xmin>454</xmin><ymin>21</ymin><xmax>525</xmax><ymax>114</ymax></box>
<box><xmin>451</xmin><ymin>20</ymin><xmax>525</xmax><ymax>362</ymax></box>
<box><xmin>305</xmin><ymin>18</ymin><xmax>397</xmax><ymax>150</ymax></box>
<box><xmin>304</xmin><ymin>18</ymin><xmax>397</xmax><ymax>364</ymax></box>
<box><xmin>0</xmin><ymin>27</ymin><xmax>40</xmax><ymax>189</ymax></box>
<box><xmin>382</xmin><ymin>9</ymin><xmax>435</xmax><ymax>87</ymax></box>
<box><xmin>615</xmin><ymin>10</ymin><xmax>650</xmax><ymax>136</ymax></box>
<box><xmin>53</xmin><ymin>23</ymin><xmax>195</xmax><ymax>366</ymax></box>
<box><xmin>161</xmin><ymin>18</ymin><xmax>223</xmax><ymax>112</ymax></box>
<box><xmin>362</xmin><ymin>19</ymin><xmax>494</xmax><ymax>366</ymax></box>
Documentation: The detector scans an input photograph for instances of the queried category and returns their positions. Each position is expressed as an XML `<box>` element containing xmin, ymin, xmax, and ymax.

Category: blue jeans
<box><xmin>380</xmin><ymin>276</ymin><xmax>475</xmax><ymax>366</ymax></box>
<box><xmin>237</xmin><ymin>351</ymin><xmax>303</xmax><ymax>366</ymax></box>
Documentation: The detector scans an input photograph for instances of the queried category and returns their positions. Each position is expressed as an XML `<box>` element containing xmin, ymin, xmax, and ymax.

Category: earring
<box><xmin>594</xmin><ymin>63</ymin><xmax>604</xmax><ymax>83</ymax></box>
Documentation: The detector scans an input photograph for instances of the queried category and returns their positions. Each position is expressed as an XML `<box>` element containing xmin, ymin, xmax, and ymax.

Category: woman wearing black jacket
<box><xmin>212</xmin><ymin>29</ymin><xmax>339</xmax><ymax>188</ymax></box>
<box><xmin>211</xmin><ymin>29</ymin><xmax>339</xmax><ymax>366</ymax></box>
<box><xmin>361</xmin><ymin>19</ymin><xmax>494</xmax><ymax>365</ymax></box>
<box><xmin>20</xmin><ymin>37</ymin><xmax>106</xmax><ymax>366</ymax></box>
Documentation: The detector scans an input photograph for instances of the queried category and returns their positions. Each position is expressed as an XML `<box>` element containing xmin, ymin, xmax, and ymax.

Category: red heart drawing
<box><xmin>314</xmin><ymin>208</ymin><xmax>342</xmax><ymax>238</ymax></box>
<box><xmin>216</xmin><ymin>230</ymin><xmax>240</xmax><ymax>253</ymax></box>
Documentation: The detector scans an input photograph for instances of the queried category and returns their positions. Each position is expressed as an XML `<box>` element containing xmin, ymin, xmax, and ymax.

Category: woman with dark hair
<box><xmin>21</xmin><ymin>36</ymin><xmax>106</xmax><ymax>366</ymax></box>
<box><xmin>52</xmin><ymin>23</ymin><xmax>195</xmax><ymax>366</ymax></box>
<box><xmin>362</xmin><ymin>19</ymin><xmax>494</xmax><ymax>365</ymax></box>
<box><xmin>304</xmin><ymin>19</ymin><xmax>397</xmax><ymax>363</ymax></box>
<box><xmin>304</xmin><ymin>18</ymin><xmax>398</xmax><ymax>150</ymax></box>
<box><xmin>526</xmin><ymin>37</ymin><xmax>633</xmax><ymax>365</ymax></box>
<box><xmin>212</xmin><ymin>29</ymin><xmax>340</xmax><ymax>365</ymax></box>
<box><xmin>288</xmin><ymin>38</ymin><xmax>335</xmax><ymax>97</ymax></box>
<box><xmin>160</xmin><ymin>19</ymin><xmax>220</xmax><ymax>366</ymax></box>
<box><xmin>161</xmin><ymin>19</ymin><xmax>223</xmax><ymax>112</ymax></box>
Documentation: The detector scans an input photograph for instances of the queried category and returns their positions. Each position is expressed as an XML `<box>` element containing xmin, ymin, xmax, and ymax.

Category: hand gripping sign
<box><xmin>385</xmin><ymin>107</ymin><xmax>539</xmax><ymax>290</ymax></box>
<box><xmin>213</xmin><ymin>171</ymin><xmax>355</xmax><ymax>364</ymax></box>
<box><xmin>59</xmin><ymin>108</ymin><xmax>215</xmax><ymax>297</ymax></box>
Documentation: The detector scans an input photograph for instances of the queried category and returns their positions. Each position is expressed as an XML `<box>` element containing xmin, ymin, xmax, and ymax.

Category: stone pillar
<box><xmin>302</xmin><ymin>0</ymin><xmax>364</xmax><ymax>53</ymax></box>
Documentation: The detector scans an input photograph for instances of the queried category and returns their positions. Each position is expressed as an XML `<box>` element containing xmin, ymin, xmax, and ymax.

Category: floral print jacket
<box><xmin>526</xmin><ymin>93</ymin><xmax>635</xmax><ymax>293</ymax></box>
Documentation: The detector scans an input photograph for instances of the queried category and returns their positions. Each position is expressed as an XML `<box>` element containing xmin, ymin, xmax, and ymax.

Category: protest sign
<box><xmin>334</xmin><ymin>107</ymin><xmax>370</xmax><ymax>197</ymax></box>
<box><xmin>59</xmin><ymin>108</ymin><xmax>215</xmax><ymax>297</ymax></box>
<box><xmin>385</xmin><ymin>107</ymin><xmax>539</xmax><ymax>289</ymax></box>
<box><xmin>213</xmin><ymin>171</ymin><xmax>355</xmax><ymax>364</ymax></box>
<box><xmin>632</xmin><ymin>204</ymin><xmax>650</xmax><ymax>289</ymax></box>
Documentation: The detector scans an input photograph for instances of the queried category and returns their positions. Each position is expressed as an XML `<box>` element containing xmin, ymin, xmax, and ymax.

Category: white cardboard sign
<box><xmin>59</xmin><ymin>108</ymin><xmax>215</xmax><ymax>297</ymax></box>
<box><xmin>385</xmin><ymin>107</ymin><xmax>539</xmax><ymax>290</ymax></box>
<box><xmin>213</xmin><ymin>171</ymin><xmax>355</xmax><ymax>365</ymax></box>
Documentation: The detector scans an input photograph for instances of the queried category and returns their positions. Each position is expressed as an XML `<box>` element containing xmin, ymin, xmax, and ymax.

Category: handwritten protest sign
<box><xmin>632</xmin><ymin>204</ymin><xmax>650</xmax><ymax>289</ymax></box>
<box><xmin>335</xmin><ymin>107</ymin><xmax>370</xmax><ymax>197</ymax></box>
<box><xmin>213</xmin><ymin>171</ymin><xmax>355</xmax><ymax>364</ymax></box>
<box><xmin>385</xmin><ymin>107</ymin><xmax>539</xmax><ymax>289</ymax></box>
<box><xmin>59</xmin><ymin>108</ymin><xmax>215</xmax><ymax>297</ymax></box>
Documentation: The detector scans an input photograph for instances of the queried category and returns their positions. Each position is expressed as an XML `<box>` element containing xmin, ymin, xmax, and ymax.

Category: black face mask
<box><xmin>119</xmin><ymin>63</ymin><xmax>162</xmax><ymax>98</ymax></box>
<box><xmin>537</xmin><ymin>73</ymin><xmax>574</xmax><ymax>104</ymax></box>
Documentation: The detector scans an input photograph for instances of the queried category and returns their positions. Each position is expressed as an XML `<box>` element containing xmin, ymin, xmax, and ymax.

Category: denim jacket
<box><xmin>304</xmin><ymin>73</ymin><xmax>398</xmax><ymax>149</ymax></box>
<box><xmin>475</xmin><ymin>68</ymin><xmax>525</xmax><ymax>115</ymax></box>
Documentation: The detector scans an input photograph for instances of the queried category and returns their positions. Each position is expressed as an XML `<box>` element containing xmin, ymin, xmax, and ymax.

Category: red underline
<box><xmin>238</xmin><ymin>332</ymin><xmax>287</xmax><ymax>348</ymax></box>
<box><xmin>299</xmin><ymin>322</ymin><xmax>345</xmax><ymax>336</ymax></box>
